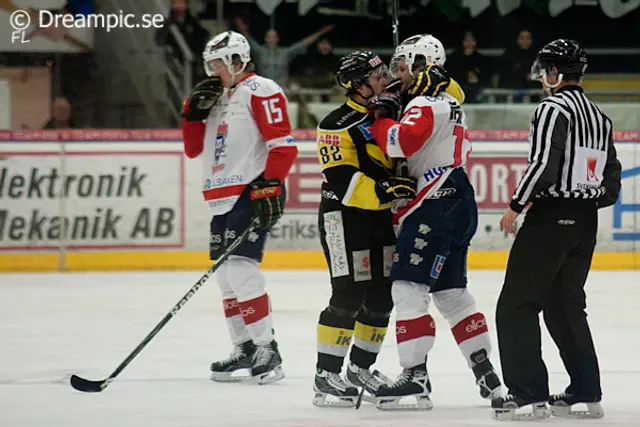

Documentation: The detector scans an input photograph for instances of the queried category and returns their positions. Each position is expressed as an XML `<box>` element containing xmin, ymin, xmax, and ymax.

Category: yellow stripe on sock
<box><xmin>353</xmin><ymin>321</ymin><xmax>387</xmax><ymax>353</ymax></box>
<box><xmin>317</xmin><ymin>324</ymin><xmax>354</xmax><ymax>347</ymax></box>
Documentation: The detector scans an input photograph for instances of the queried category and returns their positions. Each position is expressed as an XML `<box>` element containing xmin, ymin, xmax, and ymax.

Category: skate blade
<box><xmin>375</xmin><ymin>394</ymin><xmax>433</xmax><ymax>411</ymax></box>
<box><xmin>313</xmin><ymin>391</ymin><xmax>358</xmax><ymax>408</ymax></box>
<box><xmin>492</xmin><ymin>403</ymin><xmax>550</xmax><ymax>421</ymax></box>
<box><xmin>210</xmin><ymin>370</ymin><xmax>250</xmax><ymax>382</ymax></box>
<box><xmin>551</xmin><ymin>402</ymin><xmax>604</xmax><ymax>419</ymax></box>
<box><xmin>252</xmin><ymin>365</ymin><xmax>285</xmax><ymax>385</ymax></box>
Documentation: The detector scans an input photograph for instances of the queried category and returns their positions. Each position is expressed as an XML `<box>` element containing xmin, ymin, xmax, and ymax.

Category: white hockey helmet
<box><xmin>390</xmin><ymin>34</ymin><xmax>446</xmax><ymax>78</ymax></box>
<box><xmin>203</xmin><ymin>31</ymin><xmax>251</xmax><ymax>77</ymax></box>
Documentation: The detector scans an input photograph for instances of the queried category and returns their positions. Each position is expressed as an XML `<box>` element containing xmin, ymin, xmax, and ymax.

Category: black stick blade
<box><xmin>70</xmin><ymin>374</ymin><xmax>109</xmax><ymax>393</ymax></box>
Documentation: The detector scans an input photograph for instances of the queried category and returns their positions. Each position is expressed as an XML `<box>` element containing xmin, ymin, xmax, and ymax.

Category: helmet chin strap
<box><xmin>542</xmin><ymin>70</ymin><xmax>564</xmax><ymax>95</ymax></box>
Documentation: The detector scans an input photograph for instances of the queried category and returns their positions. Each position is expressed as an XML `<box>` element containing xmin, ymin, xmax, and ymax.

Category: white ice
<box><xmin>1</xmin><ymin>270</ymin><xmax>639</xmax><ymax>427</ymax></box>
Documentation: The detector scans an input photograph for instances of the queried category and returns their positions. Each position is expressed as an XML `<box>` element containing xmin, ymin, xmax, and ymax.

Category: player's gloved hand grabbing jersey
<box><xmin>368</xmin><ymin>92</ymin><xmax>403</xmax><ymax>121</ymax></box>
<box><xmin>250</xmin><ymin>178</ymin><xmax>284</xmax><ymax>228</ymax></box>
<box><xmin>408</xmin><ymin>64</ymin><xmax>450</xmax><ymax>97</ymax></box>
<box><xmin>375</xmin><ymin>176</ymin><xmax>418</xmax><ymax>203</ymax></box>
<box><xmin>182</xmin><ymin>77</ymin><xmax>224</xmax><ymax>121</ymax></box>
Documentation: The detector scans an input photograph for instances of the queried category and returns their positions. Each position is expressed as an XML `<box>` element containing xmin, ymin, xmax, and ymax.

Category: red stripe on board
<box><xmin>451</xmin><ymin>313</ymin><xmax>489</xmax><ymax>344</ymax></box>
<box><xmin>396</xmin><ymin>314</ymin><xmax>436</xmax><ymax>344</ymax></box>
<box><xmin>238</xmin><ymin>294</ymin><xmax>270</xmax><ymax>325</ymax></box>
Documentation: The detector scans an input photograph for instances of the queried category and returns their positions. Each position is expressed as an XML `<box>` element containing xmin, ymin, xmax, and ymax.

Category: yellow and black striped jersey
<box><xmin>317</xmin><ymin>98</ymin><xmax>395</xmax><ymax>211</ymax></box>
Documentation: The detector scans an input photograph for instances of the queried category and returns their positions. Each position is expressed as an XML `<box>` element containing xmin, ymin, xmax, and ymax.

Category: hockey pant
<box><xmin>317</xmin><ymin>204</ymin><xmax>396</xmax><ymax>373</ymax></box>
<box><xmin>390</xmin><ymin>169</ymin><xmax>493</xmax><ymax>369</ymax></box>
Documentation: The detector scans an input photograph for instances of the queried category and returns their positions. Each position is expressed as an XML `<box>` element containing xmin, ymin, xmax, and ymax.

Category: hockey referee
<box><xmin>491</xmin><ymin>39</ymin><xmax>622</xmax><ymax>421</ymax></box>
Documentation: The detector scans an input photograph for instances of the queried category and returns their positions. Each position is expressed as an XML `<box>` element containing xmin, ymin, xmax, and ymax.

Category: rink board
<box><xmin>0</xmin><ymin>129</ymin><xmax>639</xmax><ymax>271</ymax></box>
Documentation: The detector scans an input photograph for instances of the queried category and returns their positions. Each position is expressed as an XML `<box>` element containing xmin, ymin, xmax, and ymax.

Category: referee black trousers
<box><xmin>496</xmin><ymin>199</ymin><xmax>602</xmax><ymax>400</ymax></box>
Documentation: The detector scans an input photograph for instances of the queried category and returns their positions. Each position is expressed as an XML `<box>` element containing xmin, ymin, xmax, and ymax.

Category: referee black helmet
<box><xmin>531</xmin><ymin>39</ymin><xmax>588</xmax><ymax>84</ymax></box>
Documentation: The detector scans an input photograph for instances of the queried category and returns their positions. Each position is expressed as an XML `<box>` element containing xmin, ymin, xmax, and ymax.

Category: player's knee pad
<box><xmin>328</xmin><ymin>285</ymin><xmax>366</xmax><ymax>314</ymax></box>
<box><xmin>391</xmin><ymin>280</ymin><xmax>431</xmax><ymax>321</ymax></box>
<box><xmin>225</xmin><ymin>255</ymin><xmax>266</xmax><ymax>302</ymax></box>
<box><xmin>432</xmin><ymin>288</ymin><xmax>477</xmax><ymax>325</ymax></box>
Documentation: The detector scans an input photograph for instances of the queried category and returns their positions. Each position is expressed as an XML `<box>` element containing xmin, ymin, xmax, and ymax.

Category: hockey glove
<box><xmin>368</xmin><ymin>92</ymin><xmax>403</xmax><ymax>122</ymax></box>
<box><xmin>182</xmin><ymin>76</ymin><xmax>224</xmax><ymax>121</ymax></box>
<box><xmin>250</xmin><ymin>178</ymin><xmax>284</xmax><ymax>229</ymax></box>
<box><xmin>408</xmin><ymin>64</ymin><xmax>450</xmax><ymax>97</ymax></box>
<box><xmin>375</xmin><ymin>176</ymin><xmax>418</xmax><ymax>204</ymax></box>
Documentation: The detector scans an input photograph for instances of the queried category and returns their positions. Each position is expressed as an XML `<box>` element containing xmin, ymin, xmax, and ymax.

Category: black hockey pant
<box><xmin>496</xmin><ymin>198</ymin><xmax>602</xmax><ymax>400</ymax></box>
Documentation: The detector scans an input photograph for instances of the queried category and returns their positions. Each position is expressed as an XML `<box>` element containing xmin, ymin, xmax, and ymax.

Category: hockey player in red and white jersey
<box><xmin>367</xmin><ymin>34</ymin><xmax>502</xmax><ymax>410</ymax></box>
<box><xmin>182</xmin><ymin>31</ymin><xmax>298</xmax><ymax>384</ymax></box>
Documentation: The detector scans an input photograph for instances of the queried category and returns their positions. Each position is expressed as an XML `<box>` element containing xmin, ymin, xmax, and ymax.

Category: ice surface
<box><xmin>1</xmin><ymin>270</ymin><xmax>639</xmax><ymax>426</ymax></box>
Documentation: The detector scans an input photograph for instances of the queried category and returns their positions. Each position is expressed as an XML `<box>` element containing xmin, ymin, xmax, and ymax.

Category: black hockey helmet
<box><xmin>336</xmin><ymin>51</ymin><xmax>389</xmax><ymax>92</ymax></box>
<box><xmin>531</xmin><ymin>39</ymin><xmax>587</xmax><ymax>84</ymax></box>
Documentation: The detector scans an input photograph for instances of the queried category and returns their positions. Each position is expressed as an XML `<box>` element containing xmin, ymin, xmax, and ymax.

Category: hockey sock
<box><xmin>317</xmin><ymin>306</ymin><xmax>356</xmax><ymax>373</ymax></box>
<box><xmin>237</xmin><ymin>293</ymin><xmax>273</xmax><ymax>346</ymax></box>
<box><xmin>222</xmin><ymin>297</ymin><xmax>251</xmax><ymax>345</ymax></box>
<box><xmin>217</xmin><ymin>262</ymin><xmax>250</xmax><ymax>345</ymax></box>
<box><xmin>432</xmin><ymin>288</ymin><xmax>492</xmax><ymax>368</ymax></box>
<box><xmin>350</xmin><ymin>306</ymin><xmax>390</xmax><ymax>369</ymax></box>
<box><xmin>392</xmin><ymin>280</ymin><xmax>436</xmax><ymax>368</ymax></box>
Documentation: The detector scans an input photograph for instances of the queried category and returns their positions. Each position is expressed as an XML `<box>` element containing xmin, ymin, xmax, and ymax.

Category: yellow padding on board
<box><xmin>0</xmin><ymin>251</ymin><xmax>638</xmax><ymax>272</ymax></box>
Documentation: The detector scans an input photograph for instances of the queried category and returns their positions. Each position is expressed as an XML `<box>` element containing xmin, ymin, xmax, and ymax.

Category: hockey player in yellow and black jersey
<box><xmin>312</xmin><ymin>51</ymin><xmax>418</xmax><ymax>407</ymax></box>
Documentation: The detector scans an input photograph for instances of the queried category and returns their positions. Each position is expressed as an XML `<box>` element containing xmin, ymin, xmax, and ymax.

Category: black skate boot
<box><xmin>313</xmin><ymin>368</ymin><xmax>359</xmax><ymax>407</ymax></box>
<box><xmin>374</xmin><ymin>364</ymin><xmax>433</xmax><ymax>411</ymax></box>
<box><xmin>549</xmin><ymin>392</ymin><xmax>604</xmax><ymax>419</ymax></box>
<box><xmin>491</xmin><ymin>394</ymin><xmax>550</xmax><ymax>421</ymax></box>
<box><xmin>346</xmin><ymin>362</ymin><xmax>389</xmax><ymax>394</ymax></box>
<box><xmin>210</xmin><ymin>340</ymin><xmax>256</xmax><ymax>382</ymax></box>
<box><xmin>470</xmin><ymin>349</ymin><xmax>502</xmax><ymax>400</ymax></box>
<box><xmin>250</xmin><ymin>340</ymin><xmax>285</xmax><ymax>385</ymax></box>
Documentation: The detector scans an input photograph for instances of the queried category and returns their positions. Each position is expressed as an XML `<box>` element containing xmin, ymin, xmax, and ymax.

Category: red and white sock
<box><xmin>237</xmin><ymin>293</ymin><xmax>273</xmax><ymax>346</ymax></box>
<box><xmin>451</xmin><ymin>312</ymin><xmax>491</xmax><ymax>367</ymax></box>
<box><xmin>395</xmin><ymin>314</ymin><xmax>436</xmax><ymax>368</ymax></box>
<box><xmin>222</xmin><ymin>297</ymin><xmax>251</xmax><ymax>345</ymax></box>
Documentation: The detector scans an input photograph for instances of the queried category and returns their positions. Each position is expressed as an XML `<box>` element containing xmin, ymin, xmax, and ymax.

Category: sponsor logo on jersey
<box><xmin>318</xmin><ymin>133</ymin><xmax>342</xmax><ymax>146</ymax></box>
<box><xmin>211</xmin><ymin>174</ymin><xmax>244</xmax><ymax>187</ymax></box>
<box><xmin>215</xmin><ymin>121</ymin><xmax>229</xmax><ymax>165</ymax></box>
<box><xmin>413</xmin><ymin>238</ymin><xmax>428</xmax><ymax>250</ymax></box>
<box><xmin>430</xmin><ymin>254</ymin><xmax>446</xmax><ymax>279</ymax></box>
<box><xmin>424</xmin><ymin>166</ymin><xmax>448</xmax><ymax>183</ymax></box>
<box><xmin>418</xmin><ymin>224</ymin><xmax>432</xmax><ymax>234</ymax></box>
<box><xmin>358</xmin><ymin>122</ymin><xmax>373</xmax><ymax>140</ymax></box>
<box><xmin>587</xmin><ymin>156</ymin><xmax>599</xmax><ymax>181</ymax></box>
<box><xmin>389</xmin><ymin>125</ymin><xmax>399</xmax><ymax>146</ymax></box>
<box><xmin>409</xmin><ymin>253</ymin><xmax>424</xmax><ymax>265</ymax></box>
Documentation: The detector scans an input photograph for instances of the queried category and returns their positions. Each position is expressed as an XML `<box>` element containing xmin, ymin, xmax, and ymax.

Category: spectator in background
<box><xmin>235</xmin><ymin>17</ymin><xmax>335</xmax><ymax>89</ymax></box>
<box><xmin>156</xmin><ymin>0</ymin><xmax>210</xmax><ymax>78</ymax></box>
<box><xmin>293</xmin><ymin>37</ymin><xmax>340</xmax><ymax>100</ymax></box>
<box><xmin>497</xmin><ymin>29</ymin><xmax>539</xmax><ymax>101</ymax></box>
<box><xmin>447</xmin><ymin>32</ymin><xmax>486</xmax><ymax>103</ymax></box>
<box><xmin>43</xmin><ymin>97</ymin><xmax>76</xmax><ymax>129</ymax></box>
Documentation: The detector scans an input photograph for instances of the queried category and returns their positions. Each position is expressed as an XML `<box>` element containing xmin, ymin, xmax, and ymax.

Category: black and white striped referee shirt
<box><xmin>510</xmin><ymin>85</ymin><xmax>622</xmax><ymax>213</ymax></box>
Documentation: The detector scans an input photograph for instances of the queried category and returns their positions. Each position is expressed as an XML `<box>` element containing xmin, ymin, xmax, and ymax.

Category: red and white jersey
<box><xmin>371</xmin><ymin>92</ymin><xmax>472</xmax><ymax>223</ymax></box>
<box><xmin>201</xmin><ymin>73</ymin><xmax>295</xmax><ymax>215</ymax></box>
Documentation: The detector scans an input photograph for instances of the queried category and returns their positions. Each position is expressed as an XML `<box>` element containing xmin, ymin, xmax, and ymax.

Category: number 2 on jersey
<box><xmin>319</xmin><ymin>145</ymin><xmax>342</xmax><ymax>165</ymax></box>
<box><xmin>261</xmin><ymin>98</ymin><xmax>283</xmax><ymax>124</ymax></box>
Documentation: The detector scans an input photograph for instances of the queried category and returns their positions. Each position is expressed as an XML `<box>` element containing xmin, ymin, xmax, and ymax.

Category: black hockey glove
<box><xmin>182</xmin><ymin>76</ymin><xmax>224</xmax><ymax>122</ymax></box>
<box><xmin>250</xmin><ymin>178</ymin><xmax>284</xmax><ymax>229</ymax></box>
<box><xmin>408</xmin><ymin>64</ymin><xmax>450</xmax><ymax>97</ymax></box>
<box><xmin>368</xmin><ymin>92</ymin><xmax>403</xmax><ymax>122</ymax></box>
<box><xmin>375</xmin><ymin>176</ymin><xmax>418</xmax><ymax>204</ymax></box>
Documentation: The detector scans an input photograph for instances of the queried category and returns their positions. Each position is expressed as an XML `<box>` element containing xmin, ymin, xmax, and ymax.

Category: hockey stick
<box><xmin>391</xmin><ymin>0</ymin><xmax>400</xmax><ymax>47</ymax></box>
<box><xmin>69</xmin><ymin>218</ymin><xmax>259</xmax><ymax>393</ymax></box>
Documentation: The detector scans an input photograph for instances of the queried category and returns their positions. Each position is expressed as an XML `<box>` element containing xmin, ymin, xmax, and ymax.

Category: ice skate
<box><xmin>250</xmin><ymin>340</ymin><xmax>285</xmax><ymax>385</ymax></box>
<box><xmin>374</xmin><ymin>365</ymin><xmax>433</xmax><ymax>411</ymax></box>
<box><xmin>491</xmin><ymin>394</ymin><xmax>550</xmax><ymax>421</ymax></box>
<box><xmin>210</xmin><ymin>341</ymin><xmax>256</xmax><ymax>382</ymax></box>
<box><xmin>345</xmin><ymin>362</ymin><xmax>389</xmax><ymax>405</ymax></box>
<box><xmin>470</xmin><ymin>349</ymin><xmax>502</xmax><ymax>400</ymax></box>
<box><xmin>549</xmin><ymin>392</ymin><xmax>604</xmax><ymax>419</ymax></box>
<box><xmin>313</xmin><ymin>369</ymin><xmax>359</xmax><ymax>407</ymax></box>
